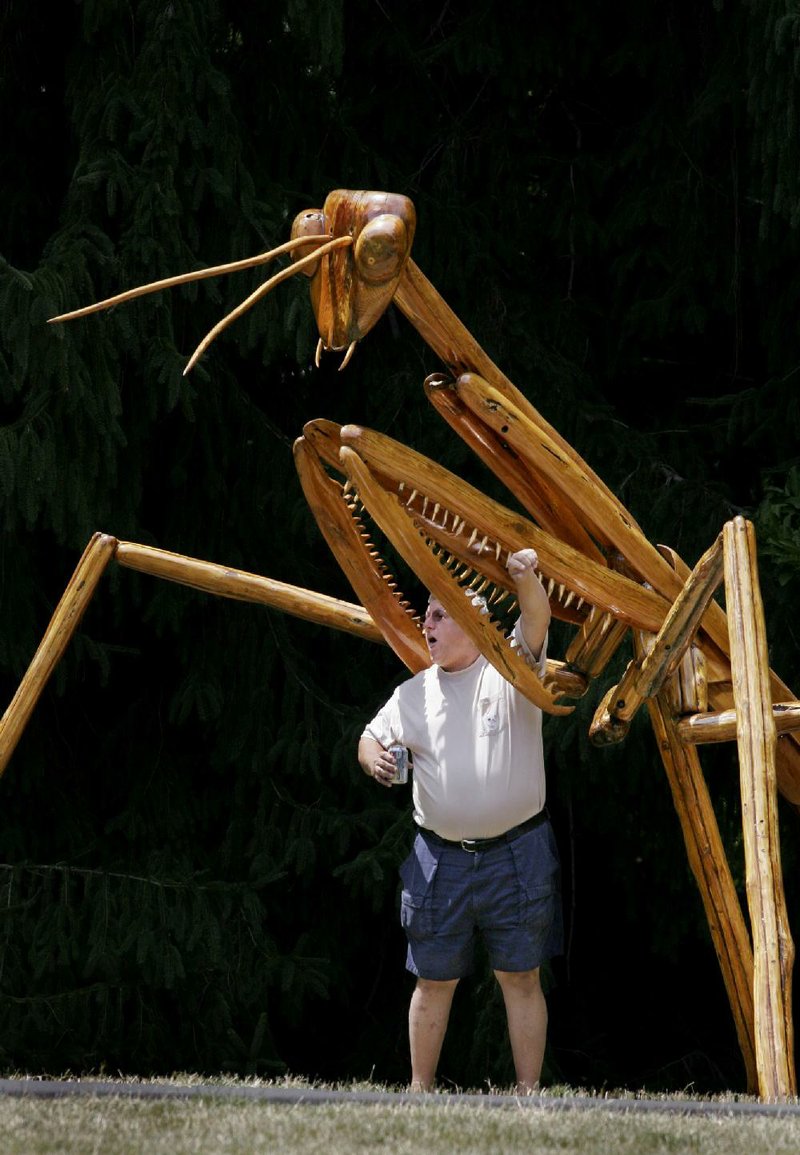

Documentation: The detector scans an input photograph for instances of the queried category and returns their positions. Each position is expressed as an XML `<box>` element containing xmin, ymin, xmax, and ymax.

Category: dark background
<box><xmin>1</xmin><ymin>0</ymin><xmax>799</xmax><ymax>1093</ymax></box>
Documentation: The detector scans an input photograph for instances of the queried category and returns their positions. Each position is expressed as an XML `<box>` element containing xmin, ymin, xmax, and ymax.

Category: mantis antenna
<box><xmin>50</xmin><ymin>230</ymin><xmax>355</xmax><ymax>372</ymax></box>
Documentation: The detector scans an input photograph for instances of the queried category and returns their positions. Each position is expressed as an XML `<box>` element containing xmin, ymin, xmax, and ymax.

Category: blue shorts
<box><xmin>399</xmin><ymin>818</ymin><xmax>563</xmax><ymax>980</ymax></box>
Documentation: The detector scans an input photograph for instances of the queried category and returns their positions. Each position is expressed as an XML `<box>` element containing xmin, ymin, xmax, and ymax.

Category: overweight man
<box><xmin>358</xmin><ymin>548</ymin><xmax>563</xmax><ymax>1092</ymax></box>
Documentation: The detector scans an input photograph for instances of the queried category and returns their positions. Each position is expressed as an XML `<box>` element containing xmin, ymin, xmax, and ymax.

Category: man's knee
<box><xmin>415</xmin><ymin>976</ymin><xmax>459</xmax><ymax>998</ymax></box>
<box><xmin>494</xmin><ymin>967</ymin><xmax>541</xmax><ymax>994</ymax></box>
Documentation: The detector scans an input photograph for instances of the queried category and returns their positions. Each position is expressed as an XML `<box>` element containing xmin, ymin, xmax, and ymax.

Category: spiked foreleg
<box><xmin>337</xmin><ymin>423</ymin><xmax>672</xmax><ymax>634</ymax></box>
<box><xmin>0</xmin><ymin>533</ymin><xmax>117</xmax><ymax>777</ymax></box>
<box><xmin>338</xmin><ymin>446</ymin><xmax>574</xmax><ymax>715</ymax></box>
<box><xmin>724</xmin><ymin>517</ymin><xmax>796</xmax><ymax>1100</ymax></box>
<box><xmin>296</xmin><ymin>426</ymin><xmax>590</xmax><ymax>698</ymax></box>
<box><xmin>292</xmin><ymin>431</ymin><xmax>429</xmax><ymax>673</ymax></box>
<box><xmin>424</xmin><ymin>374</ymin><xmax>606</xmax><ymax>563</ymax></box>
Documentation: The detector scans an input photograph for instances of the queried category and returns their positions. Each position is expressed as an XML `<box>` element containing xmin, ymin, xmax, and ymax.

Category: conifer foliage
<box><xmin>1</xmin><ymin>0</ymin><xmax>799</xmax><ymax>1089</ymax></box>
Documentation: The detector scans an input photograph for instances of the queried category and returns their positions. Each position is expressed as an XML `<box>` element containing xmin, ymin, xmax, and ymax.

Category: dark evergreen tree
<box><xmin>0</xmin><ymin>0</ymin><xmax>798</xmax><ymax>1091</ymax></box>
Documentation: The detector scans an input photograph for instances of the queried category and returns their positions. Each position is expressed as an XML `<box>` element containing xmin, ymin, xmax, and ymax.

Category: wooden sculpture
<box><xmin>3</xmin><ymin>189</ymin><xmax>799</xmax><ymax>1099</ymax></box>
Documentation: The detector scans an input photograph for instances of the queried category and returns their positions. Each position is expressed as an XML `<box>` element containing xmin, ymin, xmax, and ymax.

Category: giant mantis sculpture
<box><xmin>2</xmin><ymin>189</ymin><xmax>799</xmax><ymax>1099</ymax></box>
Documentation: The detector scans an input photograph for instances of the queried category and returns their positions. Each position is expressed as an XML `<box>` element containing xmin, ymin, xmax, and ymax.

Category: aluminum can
<box><xmin>388</xmin><ymin>743</ymin><xmax>409</xmax><ymax>785</ymax></box>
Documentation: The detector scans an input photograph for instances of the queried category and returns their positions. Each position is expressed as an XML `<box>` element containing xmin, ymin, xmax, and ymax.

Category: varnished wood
<box><xmin>671</xmin><ymin>643</ymin><xmax>708</xmax><ymax>716</ymax></box>
<box><xmin>589</xmin><ymin>533</ymin><xmax>724</xmax><ymax>744</ymax></box>
<box><xmin>0</xmin><ymin>533</ymin><xmax>118</xmax><ymax>777</ymax></box>
<box><xmin>646</xmin><ymin>689</ymin><xmax>757</xmax><ymax>1092</ymax></box>
<box><xmin>657</xmin><ymin>544</ymin><xmax>800</xmax><ymax>808</ymax></box>
<box><xmin>292</xmin><ymin>433</ymin><xmax>430</xmax><ymax>673</ymax></box>
<box><xmin>336</xmin><ymin>423</ymin><xmax>672</xmax><ymax>634</ymax></box>
<box><xmin>424</xmin><ymin>375</ymin><xmax>605</xmax><ymax>562</ymax></box>
<box><xmin>115</xmin><ymin>541</ymin><xmax>384</xmax><ymax>643</ymax></box>
<box><xmin>40</xmin><ymin>188</ymin><xmax>800</xmax><ymax>1098</ymax></box>
<box><xmin>679</xmin><ymin>704</ymin><xmax>800</xmax><ymax>745</ymax></box>
<box><xmin>339</xmin><ymin>445</ymin><xmax>572</xmax><ymax>715</ymax></box>
<box><xmin>724</xmin><ymin>517</ymin><xmax>796</xmax><ymax>1099</ymax></box>
<box><xmin>564</xmin><ymin>608</ymin><xmax>629</xmax><ymax>681</ymax></box>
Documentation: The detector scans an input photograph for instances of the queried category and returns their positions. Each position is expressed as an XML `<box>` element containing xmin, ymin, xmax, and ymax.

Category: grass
<box><xmin>2</xmin><ymin>1077</ymin><xmax>800</xmax><ymax>1155</ymax></box>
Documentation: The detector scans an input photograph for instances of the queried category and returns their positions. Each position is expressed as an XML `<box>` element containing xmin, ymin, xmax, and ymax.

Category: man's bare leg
<box><xmin>494</xmin><ymin>967</ymin><xmax>547</xmax><ymax>1092</ymax></box>
<box><xmin>408</xmin><ymin>977</ymin><xmax>459</xmax><ymax>1090</ymax></box>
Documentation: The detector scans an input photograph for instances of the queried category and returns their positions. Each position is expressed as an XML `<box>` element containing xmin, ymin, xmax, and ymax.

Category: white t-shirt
<box><xmin>362</xmin><ymin>624</ymin><xmax>547</xmax><ymax>841</ymax></box>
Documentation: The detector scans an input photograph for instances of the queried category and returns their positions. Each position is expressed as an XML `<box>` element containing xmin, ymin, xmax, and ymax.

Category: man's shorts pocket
<box><xmin>399</xmin><ymin>833</ymin><xmax>441</xmax><ymax>939</ymax></box>
<box><xmin>509</xmin><ymin>822</ymin><xmax>561</xmax><ymax>913</ymax></box>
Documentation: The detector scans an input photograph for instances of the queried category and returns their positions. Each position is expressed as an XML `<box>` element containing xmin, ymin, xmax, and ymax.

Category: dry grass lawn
<box><xmin>2</xmin><ymin>1079</ymin><xmax>800</xmax><ymax>1155</ymax></box>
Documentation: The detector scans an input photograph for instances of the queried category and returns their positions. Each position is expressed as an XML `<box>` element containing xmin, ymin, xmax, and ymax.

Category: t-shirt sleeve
<box><xmin>512</xmin><ymin>619</ymin><xmax>548</xmax><ymax>675</ymax></box>
<box><xmin>361</xmin><ymin>689</ymin><xmax>402</xmax><ymax>749</ymax></box>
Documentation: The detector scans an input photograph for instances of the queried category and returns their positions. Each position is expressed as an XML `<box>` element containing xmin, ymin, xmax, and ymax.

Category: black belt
<box><xmin>420</xmin><ymin>808</ymin><xmax>548</xmax><ymax>854</ymax></box>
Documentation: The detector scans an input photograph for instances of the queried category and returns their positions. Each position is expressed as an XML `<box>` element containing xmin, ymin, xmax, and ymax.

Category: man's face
<box><xmin>423</xmin><ymin>599</ymin><xmax>480</xmax><ymax>672</ymax></box>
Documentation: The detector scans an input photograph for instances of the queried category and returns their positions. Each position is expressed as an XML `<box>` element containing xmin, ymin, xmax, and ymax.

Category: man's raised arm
<box><xmin>507</xmin><ymin>548</ymin><xmax>551</xmax><ymax>660</ymax></box>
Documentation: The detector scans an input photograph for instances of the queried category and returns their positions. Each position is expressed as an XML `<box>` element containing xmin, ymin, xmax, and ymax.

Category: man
<box><xmin>358</xmin><ymin>548</ymin><xmax>563</xmax><ymax>1092</ymax></box>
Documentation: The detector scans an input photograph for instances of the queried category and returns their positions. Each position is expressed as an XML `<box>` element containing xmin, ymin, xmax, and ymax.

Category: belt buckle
<box><xmin>460</xmin><ymin>838</ymin><xmax>479</xmax><ymax>853</ymax></box>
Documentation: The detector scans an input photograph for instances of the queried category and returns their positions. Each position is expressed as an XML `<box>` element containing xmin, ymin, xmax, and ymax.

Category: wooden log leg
<box><xmin>0</xmin><ymin>535</ymin><xmax>382</xmax><ymax>779</ymax></box>
<box><xmin>646</xmin><ymin>691</ymin><xmax>758</xmax><ymax>1092</ymax></box>
<box><xmin>724</xmin><ymin>516</ymin><xmax>796</xmax><ymax>1100</ymax></box>
<box><xmin>0</xmin><ymin>533</ymin><xmax>118</xmax><ymax>777</ymax></box>
<box><xmin>114</xmin><ymin>541</ymin><xmax>383</xmax><ymax>642</ymax></box>
<box><xmin>659</xmin><ymin>544</ymin><xmax>800</xmax><ymax>814</ymax></box>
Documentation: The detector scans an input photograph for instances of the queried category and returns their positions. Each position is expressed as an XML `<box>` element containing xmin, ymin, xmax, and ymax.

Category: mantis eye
<box><xmin>354</xmin><ymin>215</ymin><xmax>410</xmax><ymax>284</ymax></box>
<box><xmin>290</xmin><ymin>208</ymin><xmax>326</xmax><ymax>277</ymax></box>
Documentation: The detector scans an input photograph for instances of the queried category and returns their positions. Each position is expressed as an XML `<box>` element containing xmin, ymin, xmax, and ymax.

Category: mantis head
<box><xmin>290</xmin><ymin>189</ymin><xmax>416</xmax><ymax>368</ymax></box>
<box><xmin>49</xmin><ymin>189</ymin><xmax>416</xmax><ymax>375</ymax></box>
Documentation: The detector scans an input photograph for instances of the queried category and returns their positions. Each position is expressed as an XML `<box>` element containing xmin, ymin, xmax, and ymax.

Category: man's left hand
<box><xmin>507</xmin><ymin>548</ymin><xmax>540</xmax><ymax>582</ymax></box>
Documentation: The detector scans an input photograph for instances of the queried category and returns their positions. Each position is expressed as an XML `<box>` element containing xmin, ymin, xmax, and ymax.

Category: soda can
<box><xmin>388</xmin><ymin>743</ymin><xmax>409</xmax><ymax>785</ymax></box>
